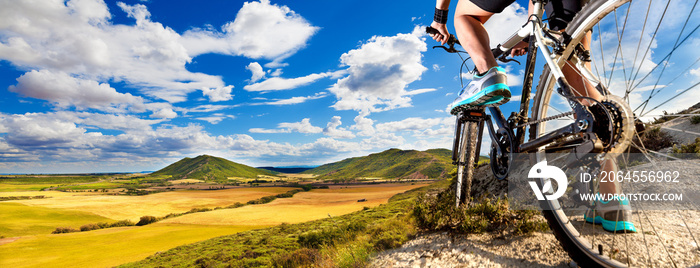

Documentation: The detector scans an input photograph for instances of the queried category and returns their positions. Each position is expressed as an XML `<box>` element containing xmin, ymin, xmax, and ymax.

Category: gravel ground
<box><xmin>370</xmin><ymin>232</ymin><xmax>572</xmax><ymax>268</ymax></box>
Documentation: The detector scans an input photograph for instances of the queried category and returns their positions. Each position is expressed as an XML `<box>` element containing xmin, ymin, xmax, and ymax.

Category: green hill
<box><xmin>150</xmin><ymin>155</ymin><xmax>276</xmax><ymax>181</ymax></box>
<box><xmin>304</xmin><ymin>148</ymin><xmax>454</xmax><ymax>181</ymax></box>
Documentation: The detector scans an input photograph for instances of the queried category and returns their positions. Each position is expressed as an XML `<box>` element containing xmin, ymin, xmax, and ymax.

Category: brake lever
<box><xmin>432</xmin><ymin>44</ymin><xmax>460</xmax><ymax>53</ymax></box>
<box><xmin>498</xmin><ymin>56</ymin><xmax>521</xmax><ymax>65</ymax></box>
<box><xmin>496</xmin><ymin>49</ymin><xmax>521</xmax><ymax>65</ymax></box>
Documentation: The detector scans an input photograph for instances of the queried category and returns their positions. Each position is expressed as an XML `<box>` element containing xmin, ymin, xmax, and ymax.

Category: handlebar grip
<box><xmin>492</xmin><ymin>46</ymin><xmax>504</xmax><ymax>58</ymax></box>
<box><xmin>426</xmin><ymin>26</ymin><xmax>460</xmax><ymax>46</ymax></box>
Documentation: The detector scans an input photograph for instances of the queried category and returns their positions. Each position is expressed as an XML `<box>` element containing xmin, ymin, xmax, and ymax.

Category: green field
<box><xmin>0</xmin><ymin>202</ymin><xmax>111</xmax><ymax>237</ymax></box>
<box><xmin>0</xmin><ymin>184</ymin><xmax>56</xmax><ymax>192</ymax></box>
<box><xmin>0</xmin><ymin>223</ymin><xmax>261</xmax><ymax>268</ymax></box>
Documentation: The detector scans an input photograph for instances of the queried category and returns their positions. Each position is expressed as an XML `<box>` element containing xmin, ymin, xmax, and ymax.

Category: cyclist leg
<box><xmin>453</xmin><ymin>1</ymin><xmax>498</xmax><ymax>74</ymax></box>
<box><xmin>448</xmin><ymin>0</ymin><xmax>513</xmax><ymax>112</ymax></box>
<box><xmin>549</xmin><ymin>0</ymin><xmax>635</xmax><ymax>232</ymax></box>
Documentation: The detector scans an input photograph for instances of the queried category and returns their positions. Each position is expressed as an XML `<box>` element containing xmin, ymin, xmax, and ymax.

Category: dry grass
<box><xmin>0</xmin><ymin>223</ymin><xmax>259</xmax><ymax>268</ymax></box>
<box><xmin>8</xmin><ymin>187</ymin><xmax>291</xmax><ymax>222</ymax></box>
<box><xmin>161</xmin><ymin>183</ymin><xmax>427</xmax><ymax>226</ymax></box>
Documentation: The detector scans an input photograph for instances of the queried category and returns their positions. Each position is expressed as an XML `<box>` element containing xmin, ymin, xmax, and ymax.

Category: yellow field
<box><xmin>161</xmin><ymin>183</ymin><xmax>427</xmax><ymax>225</ymax></box>
<box><xmin>0</xmin><ymin>202</ymin><xmax>111</xmax><ymax>237</ymax></box>
<box><xmin>0</xmin><ymin>183</ymin><xmax>425</xmax><ymax>267</ymax></box>
<box><xmin>0</xmin><ymin>223</ymin><xmax>261</xmax><ymax>268</ymax></box>
<box><xmin>7</xmin><ymin>187</ymin><xmax>291</xmax><ymax>222</ymax></box>
<box><xmin>170</xmin><ymin>179</ymin><xmax>204</xmax><ymax>184</ymax></box>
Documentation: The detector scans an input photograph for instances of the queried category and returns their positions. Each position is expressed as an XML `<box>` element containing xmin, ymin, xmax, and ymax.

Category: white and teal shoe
<box><xmin>585</xmin><ymin>195</ymin><xmax>637</xmax><ymax>233</ymax></box>
<box><xmin>449</xmin><ymin>66</ymin><xmax>511</xmax><ymax>115</ymax></box>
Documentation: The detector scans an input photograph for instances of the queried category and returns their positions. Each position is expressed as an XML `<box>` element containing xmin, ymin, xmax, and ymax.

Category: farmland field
<box><xmin>0</xmin><ymin>178</ymin><xmax>426</xmax><ymax>267</ymax></box>
<box><xmin>0</xmin><ymin>223</ymin><xmax>260</xmax><ymax>268</ymax></box>
<box><xmin>5</xmin><ymin>187</ymin><xmax>291</xmax><ymax>222</ymax></box>
<box><xmin>161</xmin><ymin>184</ymin><xmax>427</xmax><ymax>225</ymax></box>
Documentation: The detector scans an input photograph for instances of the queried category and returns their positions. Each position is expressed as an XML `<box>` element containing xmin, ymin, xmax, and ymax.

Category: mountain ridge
<box><xmin>303</xmin><ymin>148</ymin><xmax>453</xmax><ymax>181</ymax></box>
<box><xmin>150</xmin><ymin>155</ymin><xmax>276</xmax><ymax>181</ymax></box>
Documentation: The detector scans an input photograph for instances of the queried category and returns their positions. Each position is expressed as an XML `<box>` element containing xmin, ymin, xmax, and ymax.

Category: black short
<box><xmin>469</xmin><ymin>0</ymin><xmax>583</xmax><ymax>30</ymax></box>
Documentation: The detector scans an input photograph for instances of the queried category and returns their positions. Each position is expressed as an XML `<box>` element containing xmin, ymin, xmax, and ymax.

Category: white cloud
<box><xmin>375</xmin><ymin>117</ymin><xmax>443</xmax><ymax>133</ymax></box>
<box><xmin>201</xmin><ymin>85</ymin><xmax>234</xmax><ymax>102</ymax></box>
<box><xmin>197</xmin><ymin>113</ymin><xmax>235</xmax><ymax>124</ymax></box>
<box><xmin>249</xmin><ymin>118</ymin><xmax>322</xmax><ymax>134</ymax></box>
<box><xmin>253</xmin><ymin>92</ymin><xmax>327</xmax><ymax>106</ymax></box>
<box><xmin>246</xmin><ymin>62</ymin><xmax>265</xmax><ymax>82</ymax></box>
<box><xmin>149</xmin><ymin>108</ymin><xmax>178</xmax><ymax>119</ymax></box>
<box><xmin>9</xmin><ymin>69</ymin><xmax>144</xmax><ymax>111</ymax></box>
<box><xmin>0</xmin><ymin>0</ymin><xmax>316</xmax><ymax>105</ymax></box>
<box><xmin>180</xmin><ymin>0</ymin><xmax>318</xmax><ymax>63</ymax></box>
<box><xmin>243</xmin><ymin>72</ymin><xmax>336</xmax><ymax>92</ymax></box>
<box><xmin>329</xmin><ymin>27</ymin><xmax>428</xmax><ymax>112</ymax></box>
<box><xmin>351</xmin><ymin>111</ymin><xmax>376</xmax><ymax>136</ymax></box>
<box><xmin>278</xmin><ymin>118</ymin><xmax>323</xmax><ymax>134</ymax></box>
<box><xmin>323</xmin><ymin>116</ymin><xmax>355</xmax><ymax>139</ymax></box>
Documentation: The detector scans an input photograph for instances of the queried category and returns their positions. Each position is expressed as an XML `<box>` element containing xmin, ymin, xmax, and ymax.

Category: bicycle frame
<box><xmin>453</xmin><ymin>0</ymin><xmax>601</xmax><ymax>165</ymax></box>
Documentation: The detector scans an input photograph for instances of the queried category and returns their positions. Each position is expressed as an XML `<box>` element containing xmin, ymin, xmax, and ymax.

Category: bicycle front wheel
<box><xmin>531</xmin><ymin>0</ymin><xmax>700</xmax><ymax>266</ymax></box>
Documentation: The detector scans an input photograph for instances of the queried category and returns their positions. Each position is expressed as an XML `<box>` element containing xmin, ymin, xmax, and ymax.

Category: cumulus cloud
<box><xmin>180</xmin><ymin>0</ymin><xmax>318</xmax><ymax>63</ymax></box>
<box><xmin>0</xmin><ymin>0</ymin><xmax>316</xmax><ymax>105</ymax></box>
<box><xmin>246</xmin><ymin>62</ymin><xmax>265</xmax><ymax>82</ymax></box>
<box><xmin>250</xmin><ymin>118</ymin><xmax>322</xmax><ymax>134</ymax></box>
<box><xmin>329</xmin><ymin>27</ymin><xmax>429</xmax><ymax>112</ymax></box>
<box><xmin>9</xmin><ymin>69</ymin><xmax>145</xmax><ymax>111</ymax></box>
<box><xmin>323</xmin><ymin>116</ymin><xmax>355</xmax><ymax>139</ymax></box>
<box><xmin>201</xmin><ymin>85</ymin><xmax>234</xmax><ymax>102</ymax></box>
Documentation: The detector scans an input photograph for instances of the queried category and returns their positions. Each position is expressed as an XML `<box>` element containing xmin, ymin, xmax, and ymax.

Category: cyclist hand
<box><xmin>430</xmin><ymin>21</ymin><xmax>450</xmax><ymax>45</ymax></box>
<box><xmin>510</xmin><ymin>40</ymin><xmax>528</xmax><ymax>57</ymax></box>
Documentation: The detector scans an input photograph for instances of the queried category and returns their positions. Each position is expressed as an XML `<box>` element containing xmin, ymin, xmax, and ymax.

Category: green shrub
<box><xmin>690</xmin><ymin>115</ymin><xmax>700</xmax><ymax>124</ymax></box>
<box><xmin>633</xmin><ymin>127</ymin><xmax>676</xmax><ymax>152</ymax></box>
<box><xmin>52</xmin><ymin>227</ymin><xmax>78</xmax><ymax>234</ymax></box>
<box><xmin>109</xmin><ymin>219</ymin><xmax>135</xmax><ymax>228</ymax></box>
<box><xmin>136</xmin><ymin>215</ymin><xmax>158</xmax><ymax>226</ymax></box>
<box><xmin>247</xmin><ymin>195</ymin><xmax>277</xmax><ymax>205</ymax></box>
<box><xmin>371</xmin><ymin>219</ymin><xmax>413</xmax><ymax>250</ymax></box>
<box><xmin>80</xmin><ymin>223</ymin><xmax>101</xmax><ymax>232</ymax></box>
<box><xmin>271</xmin><ymin>248</ymin><xmax>322</xmax><ymax>268</ymax></box>
<box><xmin>226</xmin><ymin>202</ymin><xmax>245</xmax><ymax>209</ymax></box>
<box><xmin>300</xmin><ymin>185</ymin><xmax>313</xmax><ymax>191</ymax></box>
<box><xmin>297</xmin><ymin>229</ymin><xmax>343</xmax><ymax>248</ymax></box>
<box><xmin>275</xmin><ymin>189</ymin><xmax>302</xmax><ymax>198</ymax></box>
<box><xmin>187</xmin><ymin>207</ymin><xmax>213</xmax><ymax>214</ymax></box>
<box><xmin>671</xmin><ymin>137</ymin><xmax>700</xmax><ymax>158</ymax></box>
<box><xmin>412</xmin><ymin>183</ymin><xmax>546</xmax><ymax>235</ymax></box>
<box><xmin>513</xmin><ymin>210</ymin><xmax>550</xmax><ymax>235</ymax></box>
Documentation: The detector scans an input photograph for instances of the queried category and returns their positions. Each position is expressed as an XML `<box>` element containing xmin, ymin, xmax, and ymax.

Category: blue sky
<box><xmin>1</xmin><ymin>0</ymin><xmax>698</xmax><ymax>173</ymax></box>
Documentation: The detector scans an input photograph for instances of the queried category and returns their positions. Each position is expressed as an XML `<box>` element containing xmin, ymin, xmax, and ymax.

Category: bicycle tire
<box><xmin>531</xmin><ymin>0</ymin><xmax>700</xmax><ymax>266</ymax></box>
<box><xmin>455</xmin><ymin>120</ymin><xmax>479</xmax><ymax>206</ymax></box>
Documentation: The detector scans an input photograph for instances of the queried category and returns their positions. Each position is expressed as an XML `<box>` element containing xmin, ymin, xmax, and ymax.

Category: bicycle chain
<box><xmin>513</xmin><ymin>111</ymin><xmax>575</xmax><ymax>129</ymax></box>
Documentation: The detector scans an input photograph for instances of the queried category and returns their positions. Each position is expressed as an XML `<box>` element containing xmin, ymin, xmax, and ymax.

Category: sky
<box><xmin>0</xmin><ymin>0</ymin><xmax>698</xmax><ymax>173</ymax></box>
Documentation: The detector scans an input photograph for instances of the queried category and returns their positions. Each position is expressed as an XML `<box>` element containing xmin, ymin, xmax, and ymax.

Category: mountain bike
<box><xmin>429</xmin><ymin>0</ymin><xmax>700</xmax><ymax>266</ymax></box>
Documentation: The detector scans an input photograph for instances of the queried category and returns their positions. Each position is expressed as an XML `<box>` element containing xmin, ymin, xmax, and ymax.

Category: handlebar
<box><xmin>426</xmin><ymin>26</ymin><xmax>460</xmax><ymax>46</ymax></box>
<box><xmin>426</xmin><ymin>26</ymin><xmax>518</xmax><ymax>64</ymax></box>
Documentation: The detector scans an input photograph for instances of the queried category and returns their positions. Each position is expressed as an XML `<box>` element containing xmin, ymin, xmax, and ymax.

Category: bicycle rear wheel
<box><xmin>531</xmin><ymin>0</ymin><xmax>700</xmax><ymax>266</ymax></box>
<box><xmin>455</xmin><ymin>119</ymin><xmax>480</xmax><ymax>207</ymax></box>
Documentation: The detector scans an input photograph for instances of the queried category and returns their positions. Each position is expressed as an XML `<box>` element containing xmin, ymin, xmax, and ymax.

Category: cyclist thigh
<box><xmin>454</xmin><ymin>0</ymin><xmax>508</xmax><ymax>23</ymax></box>
<box><xmin>466</xmin><ymin>0</ymin><xmax>515</xmax><ymax>14</ymax></box>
